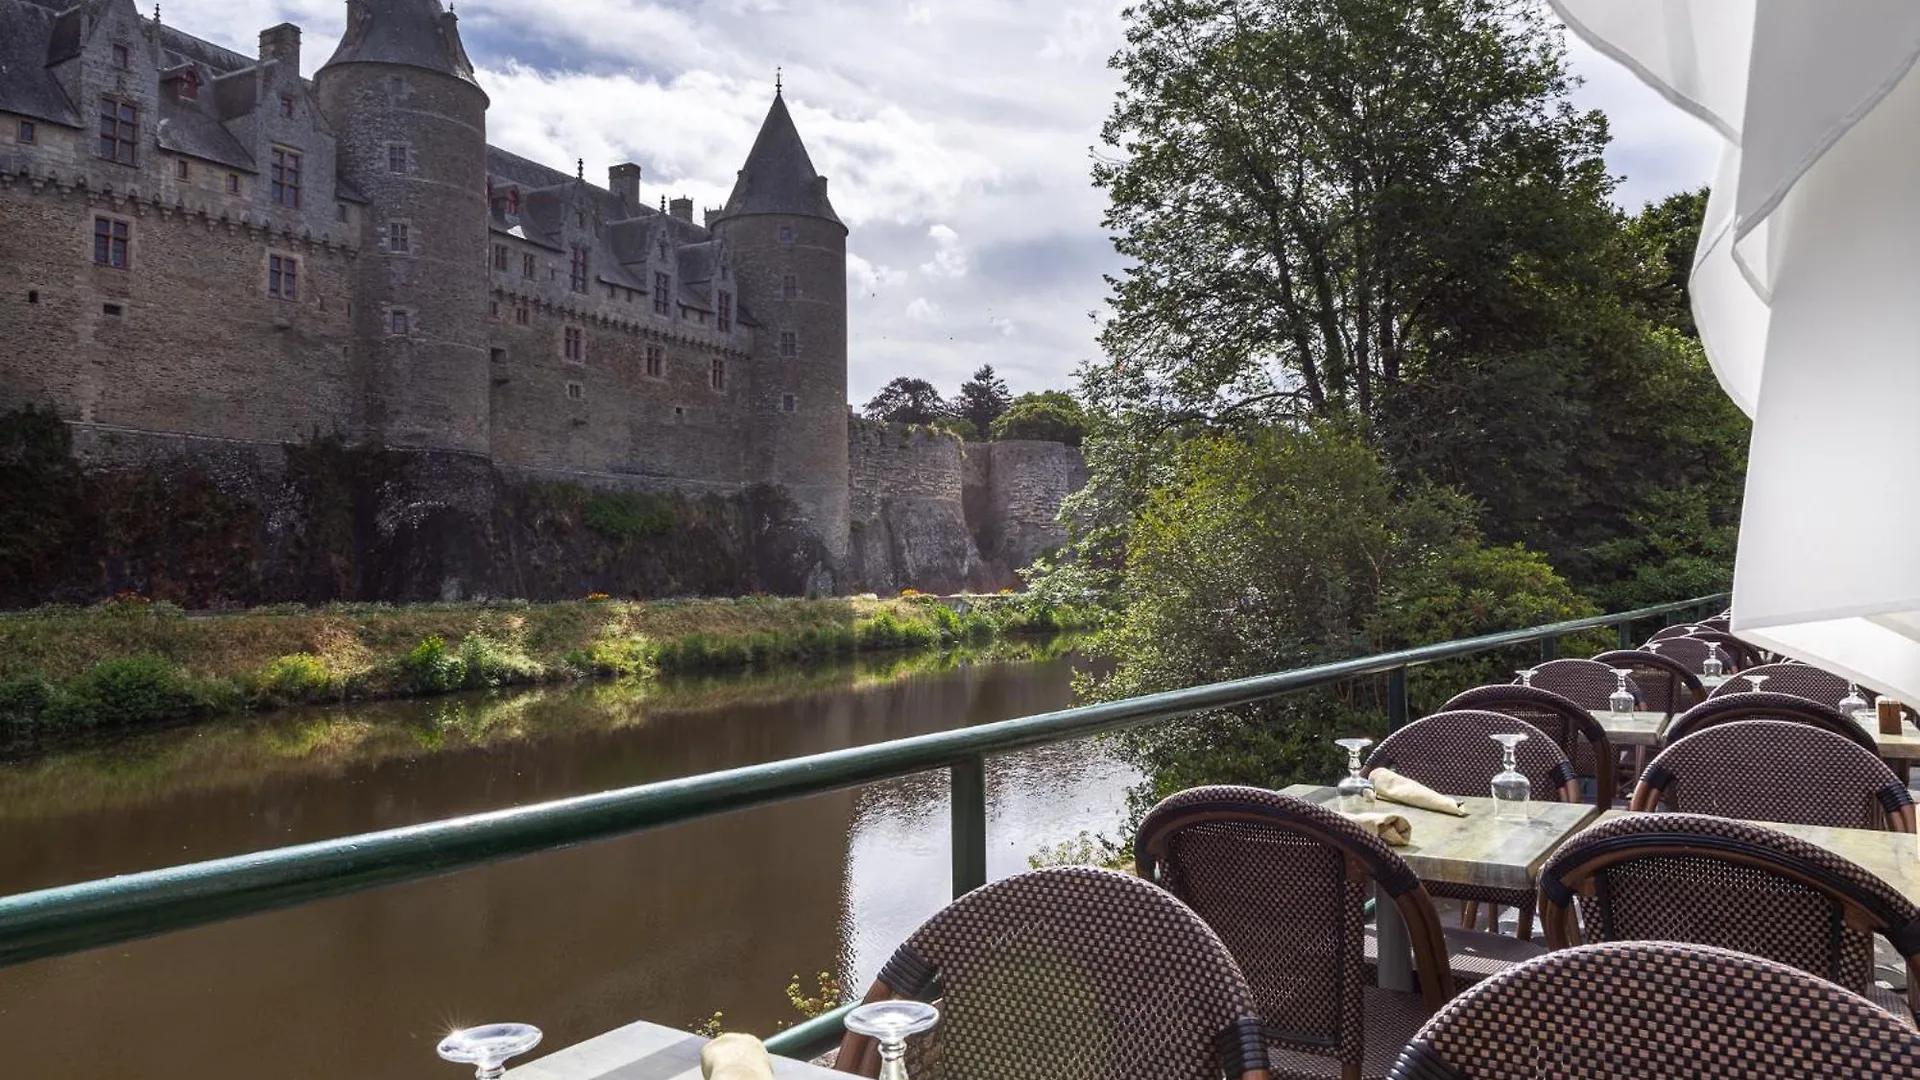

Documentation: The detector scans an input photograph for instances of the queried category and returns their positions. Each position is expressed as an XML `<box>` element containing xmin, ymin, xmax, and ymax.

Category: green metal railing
<box><xmin>0</xmin><ymin>593</ymin><xmax>1726</xmax><ymax>1058</ymax></box>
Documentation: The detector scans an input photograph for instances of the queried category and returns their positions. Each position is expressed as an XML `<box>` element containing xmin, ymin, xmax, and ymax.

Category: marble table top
<box><xmin>1284</xmin><ymin>785</ymin><xmax>1600</xmax><ymax>891</ymax></box>
<box><xmin>507</xmin><ymin>1021</ymin><xmax>843</xmax><ymax>1080</ymax></box>
<box><xmin>1851</xmin><ymin>713</ymin><xmax>1920</xmax><ymax>761</ymax></box>
<box><xmin>1586</xmin><ymin>709</ymin><xmax>1671</xmax><ymax>747</ymax></box>
<box><xmin>1594</xmin><ymin>810</ymin><xmax>1920</xmax><ymax>906</ymax></box>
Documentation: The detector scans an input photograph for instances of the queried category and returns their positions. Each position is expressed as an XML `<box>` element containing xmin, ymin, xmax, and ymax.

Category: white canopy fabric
<box><xmin>1551</xmin><ymin>1</ymin><xmax>1920</xmax><ymax>703</ymax></box>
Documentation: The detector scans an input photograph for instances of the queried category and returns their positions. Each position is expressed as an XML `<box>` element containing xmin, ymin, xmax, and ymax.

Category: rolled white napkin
<box><xmin>1369</xmin><ymin>768</ymin><xmax>1468</xmax><ymax>816</ymax></box>
<box><xmin>1341</xmin><ymin>811</ymin><xmax>1413</xmax><ymax>846</ymax></box>
<box><xmin>701</xmin><ymin>1033</ymin><xmax>774</xmax><ymax>1080</ymax></box>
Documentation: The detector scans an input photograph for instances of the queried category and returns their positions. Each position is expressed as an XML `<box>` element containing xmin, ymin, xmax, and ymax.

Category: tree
<box><xmin>861</xmin><ymin>377</ymin><xmax>948</xmax><ymax>424</ymax></box>
<box><xmin>991</xmin><ymin>392</ymin><xmax>1087</xmax><ymax>445</ymax></box>
<box><xmin>1627</xmin><ymin>187</ymin><xmax>1709</xmax><ymax>338</ymax></box>
<box><xmin>949</xmin><ymin>365</ymin><xmax>1012</xmax><ymax>436</ymax></box>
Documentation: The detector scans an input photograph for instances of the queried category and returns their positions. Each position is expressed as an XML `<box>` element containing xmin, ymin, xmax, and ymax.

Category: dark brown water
<box><xmin>0</xmin><ymin>647</ymin><xmax>1134</xmax><ymax>1080</ymax></box>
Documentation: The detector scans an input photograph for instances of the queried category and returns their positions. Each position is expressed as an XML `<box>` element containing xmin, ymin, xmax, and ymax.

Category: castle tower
<box><xmin>712</xmin><ymin>87</ymin><xmax>851</xmax><ymax>564</ymax></box>
<box><xmin>315</xmin><ymin>0</ymin><xmax>490</xmax><ymax>454</ymax></box>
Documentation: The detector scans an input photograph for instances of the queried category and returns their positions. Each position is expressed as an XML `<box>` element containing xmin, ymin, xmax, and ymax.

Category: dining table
<box><xmin>1282</xmin><ymin>784</ymin><xmax>1601</xmax><ymax>990</ymax></box>
<box><xmin>506</xmin><ymin>1020</ymin><xmax>847</xmax><ymax>1080</ymax></box>
<box><xmin>1584</xmin><ymin>709</ymin><xmax>1671</xmax><ymax>747</ymax></box>
<box><xmin>1592</xmin><ymin>809</ymin><xmax>1920</xmax><ymax>906</ymax></box>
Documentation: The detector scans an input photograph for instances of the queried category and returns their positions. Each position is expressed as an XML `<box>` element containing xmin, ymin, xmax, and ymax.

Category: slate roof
<box><xmin>156</xmin><ymin>92</ymin><xmax>255</xmax><ymax>171</ymax></box>
<box><xmin>320</xmin><ymin>0</ymin><xmax>482</xmax><ymax>95</ymax></box>
<box><xmin>157</xmin><ymin>22</ymin><xmax>252</xmax><ymax>75</ymax></box>
<box><xmin>0</xmin><ymin>0</ymin><xmax>79</xmax><ymax>127</ymax></box>
<box><xmin>719</xmin><ymin>91</ymin><xmax>842</xmax><ymax>227</ymax></box>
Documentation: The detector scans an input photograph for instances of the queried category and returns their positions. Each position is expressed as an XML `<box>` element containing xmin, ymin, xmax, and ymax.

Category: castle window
<box><xmin>389</xmin><ymin>75</ymin><xmax>405</xmax><ymax>97</ymax></box>
<box><xmin>388</xmin><ymin>144</ymin><xmax>408</xmax><ymax>174</ymax></box>
<box><xmin>336</xmin><ymin>203</ymin><xmax>348</xmax><ymax>223</ymax></box>
<box><xmin>563</xmin><ymin>326</ymin><xmax>584</xmax><ymax>363</ymax></box>
<box><xmin>112</xmin><ymin>44</ymin><xmax>130</xmax><ymax>69</ymax></box>
<box><xmin>709</xmin><ymin>357</ymin><xmax>726</xmax><ymax>391</ymax></box>
<box><xmin>716</xmin><ymin>291</ymin><xmax>732</xmax><ymax>333</ymax></box>
<box><xmin>279</xmin><ymin>95</ymin><xmax>295</xmax><ymax>119</ymax></box>
<box><xmin>97</xmin><ymin>98</ymin><xmax>138</xmax><ymax>165</ymax></box>
<box><xmin>645</xmin><ymin>344</ymin><xmax>663</xmax><ymax>377</ymax></box>
<box><xmin>782</xmin><ymin>394</ymin><xmax>797</xmax><ymax>413</ymax></box>
<box><xmin>174</xmin><ymin>158</ymin><xmax>189</xmax><ymax>180</ymax></box>
<box><xmin>569</xmin><ymin>246</ymin><xmax>589</xmax><ymax>293</ymax></box>
<box><xmin>268</xmin><ymin>254</ymin><xmax>298</xmax><ymax>300</ymax></box>
<box><xmin>658</xmin><ymin>240</ymin><xmax>669</xmax><ymax>261</ymax></box>
<box><xmin>179</xmin><ymin>71</ymin><xmax>199</xmax><ymax>100</ymax></box>
<box><xmin>566</xmin><ymin>381</ymin><xmax>584</xmax><ymax>401</ymax></box>
<box><xmin>506</xmin><ymin>188</ymin><xmax>520</xmax><ymax>215</ymax></box>
<box><xmin>102</xmin><ymin>302</ymin><xmax>123</xmax><ymax>316</ymax></box>
<box><xmin>228</xmin><ymin>173</ymin><xmax>241</xmax><ymax>194</ymax></box>
<box><xmin>521</xmin><ymin>253</ymin><xmax>536</xmax><ymax>279</ymax></box>
<box><xmin>17</xmin><ymin>120</ymin><xmax>34</xmax><ymax>144</ymax></box>
<box><xmin>515</xmin><ymin>302</ymin><xmax>529</xmax><ymax>325</ymax></box>
<box><xmin>388</xmin><ymin>221</ymin><xmax>411</xmax><ymax>254</ymax></box>
<box><xmin>779</xmin><ymin>225</ymin><xmax>794</xmax><ymax>245</ymax></box>
<box><xmin>490</xmin><ymin>347</ymin><xmax>506</xmax><ymax>363</ymax></box>
<box><xmin>390</xmin><ymin>309</ymin><xmax>410</xmax><ymax>335</ymax></box>
<box><xmin>92</xmin><ymin>217</ymin><xmax>129</xmax><ymax>268</ymax></box>
<box><xmin>270</xmin><ymin>147</ymin><xmax>301</xmax><ymax>209</ymax></box>
<box><xmin>653</xmin><ymin>272</ymin><xmax>671</xmax><ymax>315</ymax></box>
<box><xmin>492</xmin><ymin>244</ymin><xmax>508</xmax><ymax>271</ymax></box>
<box><xmin>780</xmin><ymin>331</ymin><xmax>798</xmax><ymax>358</ymax></box>
<box><xmin>782</xmin><ymin>275</ymin><xmax>798</xmax><ymax>300</ymax></box>
<box><xmin>490</xmin><ymin>300</ymin><xmax>499</xmax><ymax>318</ymax></box>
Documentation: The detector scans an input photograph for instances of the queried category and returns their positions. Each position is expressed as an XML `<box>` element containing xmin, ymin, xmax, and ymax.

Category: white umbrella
<box><xmin>1551</xmin><ymin>1</ymin><xmax>1920</xmax><ymax>702</ymax></box>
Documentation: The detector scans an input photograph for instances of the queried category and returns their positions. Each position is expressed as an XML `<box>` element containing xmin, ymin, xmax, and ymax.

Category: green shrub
<box><xmin>252</xmin><ymin>653</ymin><xmax>339</xmax><ymax>705</ymax></box>
<box><xmin>456</xmin><ymin>633</ymin><xmax>545</xmax><ymax>688</ymax></box>
<box><xmin>581</xmin><ymin>492</ymin><xmax>677</xmax><ymax>544</ymax></box>
<box><xmin>64</xmin><ymin>655</ymin><xmax>202</xmax><ymax>730</ymax></box>
<box><xmin>403</xmin><ymin>636</ymin><xmax>466</xmax><ymax>694</ymax></box>
<box><xmin>580</xmin><ymin>636</ymin><xmax>655</xmax><ymax>679</ymax></box>
<box><xmin>0</xmin><ymin>674</ymin><xmax>59</xmax><ymax>736</ymax></box>
<box><xmin>990</xmin><ymin>391</ymin><xmax>1087</xmax><ymax>445</ymax></box>
<box><xmin>854</xmin><ymin>610</ymin><xmax>938</xmax><ymax>651</ymax></box>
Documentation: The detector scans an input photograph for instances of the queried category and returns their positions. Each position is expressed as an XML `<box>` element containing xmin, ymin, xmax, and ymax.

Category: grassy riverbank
<box><xmin>0</xmin><ymin>594</ymin><xmax>1096</xmax><ymax>751</ymax></box>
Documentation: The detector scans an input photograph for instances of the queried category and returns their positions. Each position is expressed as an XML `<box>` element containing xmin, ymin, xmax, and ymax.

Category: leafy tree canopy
<box><xmin>861</xmin><ymin>377</ymin><xmax>949</xmax><ymax>424</ymax></box>
<box><xmin>992</xmin><ymin>392</ymin><xmax>1088</xmax><ymax>446</ymax></box>
<box><xmin>950</xmin><ymin>365</ymin><xmax>1012</xmax><ymax>435</ymax></box>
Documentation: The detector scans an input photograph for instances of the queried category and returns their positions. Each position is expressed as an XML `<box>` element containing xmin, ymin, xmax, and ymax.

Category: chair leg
<box><xmin>1460</xmin><ymin>901</ymin><xmax>1479</xmax><ymax>930</ymax></box>
<box><xmin>1517</xmin><ymin>903</ymin><xmax>1535</xmax><ymax>942</ymax></box>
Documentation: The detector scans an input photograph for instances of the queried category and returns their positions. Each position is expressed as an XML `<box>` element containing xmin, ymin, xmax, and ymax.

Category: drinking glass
<box><xmin>1744</xmin><ymin>674</ymin><xmax>1769</xmax><ymax>693</ymax></box>
<box><xmin>1609</xmin><ymin>669</ymin><xmax>1636</xmax><ymax>716</ymax></box>
<box><xmin>437</xmin><ymin>1024</ymin><xmax>543</xmax><ymax>1080</ymax></box>
<box><xmin>1489</xmin><ymin>733</ymin><xmax>1530</xmax><ymax>821</ymax></box>
<box><xmin>1334</xmin><ymin>737</ymin><xmax>1376</xmax><ymax>811</ymax></box>
<box><xmin>845</xmin><ymin>1000</ymin><xmax>940</xmax><ymax>1080</ymax></box>
<box><xmin>1515</xmin><ymin>668</ymin><xmax>1537</xmax><ymax>688</ymax></box>
<box><xmin>1701</xmin><ymin>643</ymin><xmax>1724</xmax><ymax>680</ymax></box>
<box><xmin>1840</xmin><ymin>683</ymin><xmax>1870</xmax><ymax>720</ymax></box>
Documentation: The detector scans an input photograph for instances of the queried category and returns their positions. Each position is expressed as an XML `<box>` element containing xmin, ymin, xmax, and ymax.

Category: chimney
<box><xmin>259</xmin><ymin>23</ymin><xmax>301</xmax><ymax>67</ymax></box>
<box><xmin>669</xmin><ymin>196</ymin><xmax>693</xmax><ymax>223</ymax></box>
<box><xmin>703</xmin><ymin>207</ymin><xmax>721</xmax><ymax>229</ymax></box>
<box><xmin>608</xmin><ymin>163</ymin><xmax>641</xmax><ymax>211</ymax></box>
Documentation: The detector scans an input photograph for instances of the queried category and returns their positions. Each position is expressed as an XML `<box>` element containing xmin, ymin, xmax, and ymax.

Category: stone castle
<box><xmin>0</xmin><ymin>0</ymin><xmax>1081</xmax><ymax>602</ymax></box>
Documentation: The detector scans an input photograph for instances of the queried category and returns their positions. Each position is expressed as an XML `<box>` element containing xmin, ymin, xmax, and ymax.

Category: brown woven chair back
<box><xmin>1365</xmin><ymin>711</ymin><xmax>1578</xmax><ymax>804</ymax></box>
<box><xmin>1135</xmin><ymin>786</ymin><xmax>1452</xmax><ymax>1076</ymax></box>
<box><xmin>1631</xmin><ymin>719</ymin><xmax>1914</xmax><ymax>831</ymax></box>
<box><xmin>1590</xmin><ymin>649</ymin><xmax>1706</xmax><ymax>718</ymax></box>
<box><xmin>1708</xmin><ymin>661</ymin><xmax>1852</xmax><ymax>707</ymax></box>
<box><xmin>833</xmin><ymin>866</ymin><xmax>1271</xmax><ymax>1080</ymax></box>
<box><xmin>1539</xmin><ymin>812</ymin><xmax>1920</xmax><ymax>1020</ymax></box>
<box><xmin>1689</xmin><ymin>628</ymin><xmax>1767</xmax><ymax>670</ymax></box>
<box><xmin>1386</xmin><ymin>942</ymin><xmax>1920</xmax><ymax>1079</ymax></box>
<box><xmin>1665</xmin><ymin>690</ymin><xmax>1878</xmax><ymax>752</ymax></box>
<box><xmin>1436</xmin><ymin>686</ymin><xmax>1613</xmax><ymax>808</ymax></box>
<box><xmin>1521</xmin><ymin>658</ymin><xmax>1637</xmax><ymax>711</ymax></box>
<box><xmin>1699</xmin><ymin>613</ymin><xmax>1733</xmax><ymax>631</ymax></box>
<box><xmin>1644</xmin><ymin>635</ymin><xmax>1726</xmax><ymax>678</ymax></box>
<box><xmin>1645</xmin><ymin>623</ymin><xmax>1706</xmax><ymax>645</ymax></box>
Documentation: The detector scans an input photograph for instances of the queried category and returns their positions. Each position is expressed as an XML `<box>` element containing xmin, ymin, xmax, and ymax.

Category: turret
<box><xmin>314</xmin><ymin>0</ymin><xmax>490</xmax><ymax>453</ymax></box>
<box><xmin>712</xmin><ymin>86</ymin><xmax>851</xmax><ymax>564</ymax></box>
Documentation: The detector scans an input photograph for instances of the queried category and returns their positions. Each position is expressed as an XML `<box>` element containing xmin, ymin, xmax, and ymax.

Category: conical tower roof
<box><xmin>321</xmin><ymin>0</ymin><xmax>482</xmax><ymax>93</ymax></box>
<box><xmin>719</xmin><ymin>90</ymin><xmax>843</xmax><ymax>228</ymax></box>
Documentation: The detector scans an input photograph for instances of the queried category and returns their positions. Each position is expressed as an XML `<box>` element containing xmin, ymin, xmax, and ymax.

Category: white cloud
<box><xmin>905</xmin><ymin>297</ymin><xmax>944</xmax><ymax>322</ymax></box>
<box><xmin>920</xmin><ymin>224</ymin><xmax>969</xmax><ymax>279</ymax></box>
<box><xmin>989</xmin><ymin>316</ymin><xmax>1017</xmax><ymax>337</ymax></box>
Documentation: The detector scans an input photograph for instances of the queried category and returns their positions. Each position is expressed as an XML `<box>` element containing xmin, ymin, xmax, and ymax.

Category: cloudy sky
<box><xmin>171</xmin><ymin>0</ymin><xmax>1722</xmax><ymax>406</ymax></box>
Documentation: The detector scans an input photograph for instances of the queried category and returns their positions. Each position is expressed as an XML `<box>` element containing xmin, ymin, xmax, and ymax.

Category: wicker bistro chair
<box><xmin>1384</xmin><ymin>942</ymin><xmax>1920</xmax><ymax>1080</ymax></box>
<box><xmin>1590</xmin><ymin>649</ymin><xmax>1705</xmax><ymax>718</ymax></box>
<box><xmin>1436</xmin><ymin>686</ymin><xmax>1615</xmax><ymax>809</ymax></box>
<box><xmin>1520</xmin><ymin>658</ymin><xmax>1640</xmax><ymax>712</ymax></box>
<box><xmin>1709</xmin><ymin>660</ymin><xmax>1852</xmax><ymax>706</ymax></box>
<box><xmin>1134</xmin><ymin>787</ymin><xmax>1453</xmax><ymax>1080</ymax></box>
<box><xmin>832</xmin><ymin>866</ymin><xmax>1273</xmax><ymax>1080</ymax></box>
<box><xmin>1663</xmin><ymin>691</ymin><xmax>1880</xmax><ymax>753</ymax></box>
<box><xmin>1537</xmin><ymin>812</ymin><xmax>1920</xmax><ymax>1023</ymax></box>
<box><xmin>1644</xmin><ymin>623</ymin><xmax>1708</xmax><ymax>645</ymax></box>
<box><xmin>1630</xmin><ymin>719</ymin><xmax>1916</xmax><ymax>832</ymax></box>
<box><xmin>1364</xmin><ymin>712</ymin><xmax>1578</xmax><ymax>941</ymax></box>
<box><xmin>1640</xmin><ymin>634</ymin><xmax>1725</xmax><ymax>680</ymax></box>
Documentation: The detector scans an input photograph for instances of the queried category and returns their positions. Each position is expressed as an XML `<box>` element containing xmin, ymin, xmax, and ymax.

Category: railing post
<box><xmin>950</xmin><ymin>754</ymin><xmax>988</xmax><ymax>899</ymax></box>
<box><xmin>1387</xmin><ymin>666</ymin><xmax>1409</xmax><ymax>731</ymax></box>
<box><xmin>1616</xmin><ymin>619</ymin><xmax>1632</xmax><ymax>651</ymax></box>
<box><xmin>1540</xmin><ymin>636</ymin><xmax>1558</xmax><ymax>662</ymax></box>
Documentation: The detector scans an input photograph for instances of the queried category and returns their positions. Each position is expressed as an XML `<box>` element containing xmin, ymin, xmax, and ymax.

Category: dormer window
<box><xmin>178</xmin><ymin>70</ymin><xmax>200</xmax><ymax>100</ymax></box>
<box><xmin>658</xmin><ymin>240</ymin><xmax>669</xmax><ymax>261</ymax></box>
<box><xmin>280</xmin><ymin>95</ymin><xmax>295</xmax><ymax>119</ymax></box>
<box><xmin>112</xmin><ymin>44</ymin><xmax>130</xmax><ymax>69</ymax></box>
<box><xmin>717</xmin><ymin>291</ymin><xmax>732</xmax><ymax>333</ymax></box>
<box><xmin>505</xmin><ymin>189</ymin><xmax>520</xmax><ymax>215</ymax></box>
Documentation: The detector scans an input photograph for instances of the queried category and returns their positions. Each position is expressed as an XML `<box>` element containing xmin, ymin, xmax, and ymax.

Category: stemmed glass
<box><xmin>1743</xmin><ymin>674</ymin><xmax>1770</xmax><ymax>693</ymax></box>
<box><xmin>1609</xmin><ymin>669</ymin><xmax>1636</xmax><ymax>716</ymax></box>
<box><xmin>1702</xmin><ymin>642</ymin><xmax>1724</xmax><ymax>680</ymax></box>
<box><xmin>1489</xmin><ymin>733</ymin><xmax>1530</xmax><ymax>822</ymax></box>
<box><xmin>437</xmin><ymin>1024</ymin><xmax>543</xmax><ymax>1080</ymax></box>
<box><xmin>1645</xmin><ymin>641</ymin><xmax>1663</xmax><ymax>657</ymax></box>
<box><xmin>1334</xmin><ymin>737</ymin><xmax>1376</xmax><ymax>811</ymax></box>
<box><xmin>1515</xmin><ymin>668</ymin><xmax>1537</xmax><ymax>688</ymax></box>
<box><xmin>845</xmin><ymin>1000</ymin><xmax>940</xmax><ymax>1080</ymax></box>
<box><xmin>1839</xmin><ymin>682</ymin><xmax>1870</xmax><ymax>720</ymax></box>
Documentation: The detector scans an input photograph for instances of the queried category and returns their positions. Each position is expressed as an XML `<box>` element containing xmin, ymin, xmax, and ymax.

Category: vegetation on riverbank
<box><xmin>0</xmin><ymin>594</ymin><xmax>1097</xmax><ymax>753</ymax></box>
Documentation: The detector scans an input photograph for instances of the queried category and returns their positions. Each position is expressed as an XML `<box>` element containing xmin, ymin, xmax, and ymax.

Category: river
<box><xmin>0</xmin><ymin>645</ymin><xmax>1136</xmax><ymax>1080</ymax></box>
